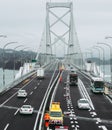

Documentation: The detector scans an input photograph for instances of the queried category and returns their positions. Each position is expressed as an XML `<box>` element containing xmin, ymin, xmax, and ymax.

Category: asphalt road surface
<box><xmin>0</xmin><ymin>65</ymin><xmax>111</xmax><ymax>130</ymax></box>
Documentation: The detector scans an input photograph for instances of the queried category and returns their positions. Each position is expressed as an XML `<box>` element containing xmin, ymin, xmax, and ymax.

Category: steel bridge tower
<box><xmin>36</xmin><ymin>1</ymin><xmax>84</xmax><ymax>69</ymax></box>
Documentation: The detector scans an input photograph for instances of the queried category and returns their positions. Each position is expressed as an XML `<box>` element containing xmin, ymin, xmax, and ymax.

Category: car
<box><xmin>17</xmin><ymin>90</ymin><xmax>27</xmax><ymax>97</ymax></box>
<box><xmin>19</xmin><ymin>105</ymin><xmax>34</xmax><ymax>114</ymax></box>
<box><xmin>77</xmin><ymin>98</ymin><xmax>90</xmax><ymax>109</ymax></box>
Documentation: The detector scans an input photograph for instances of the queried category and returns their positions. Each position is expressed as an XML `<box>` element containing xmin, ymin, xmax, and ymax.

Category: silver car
<box><xmin>17</xmin><ymin>90</ymin><xmax>27</xmax><ymax>97</ymax></box>
<box><xmin>77</xmin><ymin>98</ymin><xmax>90</xmax><ymax>109</ymax></box>
<box><xmin>19</xmin><ymin>105</ymin><xmax>34</xmax><ymax>114</ymax></box>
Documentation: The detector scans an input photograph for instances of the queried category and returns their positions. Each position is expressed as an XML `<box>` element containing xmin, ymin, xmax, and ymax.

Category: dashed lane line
<box><xmin>78</xmin><ymin>79</ymin><xmax>95</xmax><ymax>110</ymax></box>
<box><xmin>29</xmin><ymin>91</ymin><xmax>33</xmax><ymax>95</ymax></box>
<box><xmin>34</xmin><ymin>86</ymin><xmax>37</xmax><ymax>89</ymax></box>
<box><xmin>4</xmin><ymin>123</ymin><xmax>9</xmax><ymax>130</ymax></box>
<box><xmin>0</xmin><ymin>77</ymin><xmax>36</xmax><ymax>106</ymax></box>
<box><xmin>14</xmin><ymin>109</ymin><xmax>19</xmax><ymax>116</ymax></box>
<box><xmin>24</xmin><ymin>98</ymin><xmax>28</xmax><ymax>103</ymax></box>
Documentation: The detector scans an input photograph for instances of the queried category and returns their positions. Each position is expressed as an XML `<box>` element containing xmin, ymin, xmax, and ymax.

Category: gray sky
<box><xmin>0</xmin><ymin>0</ymin><xmax>112</xmax><ymax>54</ymax></box>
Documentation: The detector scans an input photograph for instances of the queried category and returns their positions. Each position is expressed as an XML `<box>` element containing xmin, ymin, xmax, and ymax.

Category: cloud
<box><xmin>0</xmin><ymin>0</ymin><xmax>112</xmax><ymax>55</ymax></box>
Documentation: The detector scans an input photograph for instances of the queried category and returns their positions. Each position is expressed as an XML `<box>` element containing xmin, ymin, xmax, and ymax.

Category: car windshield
<box><xmin>94</xmin><ymin>81</ymin><xmax>104</xmax><ymax>88</ymax></box>
<box><xmin>19</xmin><ymin>90</ymin><xmax>25</xmax><ymax>93</ymax></box>
<box><xmin>50</xmin><ymin>112</ymin><xmax>62</xmax><ymax>117</ymax></box>
<box><xmin>79</xmin><ymin>99</ymin><xmax>88</xmax><ymax>103</ymax></box>
<box><xmin>22</xmin><ymin>105</ymin><xmax>31</xmax><ymax>108</ymax></box>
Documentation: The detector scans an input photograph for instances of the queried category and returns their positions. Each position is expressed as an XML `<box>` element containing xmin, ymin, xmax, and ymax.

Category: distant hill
<box><xmin>0</xmin><ymin>48</ymin><xmax>36</xmax><ymax>70</ymax></box>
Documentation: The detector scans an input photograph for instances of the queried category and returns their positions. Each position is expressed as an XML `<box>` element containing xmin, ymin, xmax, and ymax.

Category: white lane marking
<box><xmin>1</xmin><ymin>104</ymin><xmax>39</xmax><ymax>114</ymax></box>
<box><xmin>99</xmin><ymin>126</ymin><xmax>108</xmax><ymax>130</ymax></box>
<box><xmin>29</xmin><ymin>91</ymin><xmax>33</xmax><ymax>95</ymax></box>
<box><xmin>75</xmin><ymin>121</ymin><xmax>78</xmax><ymax>124</ymax></box>
<box><xmin>78</xmin><ymin>71</ymin><xmax>91</xmax><ymax>81</ymax></box>
<box><xmin>4</xmin><ymin>123</ymin><xmax>9</xmax><ymax>130</ymax></box>
<box><xmin>95</xmin><ymin>118</ymin><xmax>101</xmax><ymax>124</ymax></box>
<box><xmin>2</xmin><ymin>105</ymin><xmax>18</xmax><ymax>110</ymax></box>
<box><xmin>74</xmin><ymin>117</ymin><xmax>77</xmax><ymax>120</ymax></box>
<box><xmin>76</xmin><ymin>125</ymin><xmax>80</xmax><ymax>128</ymax></box>
<box><xmin>78</xmin><ymin>79</ymin><xmax>95</xmax><ymax>110</ymax></box>
<box><xmin>70</xmin><ymin>121</ymin><xmax>74</xmax><ymax>124</ymax></box>
<box><xmin>1</xmin><ymin>77</ymin><xmax>35</xmax><ymax>106</ymax></box>
<box><xmin>38</xmin><ymin>83</ymin><xmax>40</xmax><ymax>85</ymax></box>
<box><xmin>14</xmin><ymin>109</ymin><xmax>19</xmax><ymax>116</ymax></box>
<box><xmin>71</xmin><ymin>125</ymin><xmax>75</xmax><ymax>128</ymax></box>
<box><xmin>106</xmin><ymin>95</ymin><xmax>112</xmax><ymax>104</ymax></box>
<box><xmin>90</xmin><ymin>112</ymin><xmax>97</xmax><ymax>117</ymax></box>
<box><xmin>70</xmin><ymin>118</ymin><xmax>73</xmax><ymax>120</ymax></box>
<box><xmin>24</xmin><ymin>98</ymin><xmax>28</xmax><ymax>103</ymax></box>
<box><xmin>34</xmin><ymin>87</ymin><xmax>37</xmax><ymax>89</ymax></box>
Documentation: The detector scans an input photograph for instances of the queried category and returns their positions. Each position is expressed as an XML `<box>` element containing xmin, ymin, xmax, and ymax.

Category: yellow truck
<box><xmin>49</xmin><ymin>102</ymin><xmax>63</xmax><ymax>126</ymax></box>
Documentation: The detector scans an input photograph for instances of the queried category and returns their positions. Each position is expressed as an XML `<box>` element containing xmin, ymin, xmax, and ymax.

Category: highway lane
<box><xmin>52</xmin><ymin>68</ymin><xmax>112</xmax><ymax>130</ymax></box>
<box><xmin>0</xmin><ymin>64</ymin><xmax>59</xmax><ymax>130</ymax></box>
<box><xmin>78</xmin><ymin>71</ymin><xmax>112</xmax><ymax>130</ymax></box>
<box><xmin>0</xmin><ymin>63</ymin><xmax>111</xmax><ymax>130</ymax></box>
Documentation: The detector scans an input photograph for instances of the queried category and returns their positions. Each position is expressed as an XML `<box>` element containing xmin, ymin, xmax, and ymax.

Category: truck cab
<box><xmin>69</xmin><ymin>71</ymin><xmax>78</xmax><ymax>86</ymax></box>
<box><xmin>49</xmin><ymin>102</ymin><xmax>63</xmax><ymax>126</ymax></box>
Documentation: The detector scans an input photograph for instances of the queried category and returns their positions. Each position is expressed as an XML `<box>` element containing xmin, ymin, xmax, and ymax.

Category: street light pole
<box><xmin>92</xmin><ymin>47</ymin><xmax>101</xmax><ymax>76</ymax></box>
<box><xmin>97</xmin><ymin>42</ymin><xmax>112</xmax><ymax>83</ymax></box>
<box><xmin>92</xmin><ymin>47</ymin><xmax>101</xmax><ymax>66</ymax></box>
<box><xmin>2</xmin><ymin>42</ymin><xmax>17</xmax><ymax>86</ymax></box>
<box><xmin>94</xmin><ymin>46</ymin><xmax>105</xmax><ymax>79</ymax></box>
<box><xmin>13</xmin><ymin>45</ymin><xmax>24</xmax><ymax>80</ymax></box>
<box><xmin>19</xmin><ymin>47</ymin><xmax>30</xmax><ymax>65</ymax></box>
<box><xmin>85</xmin><ymin>49</ymin><xmax>93</xmax><ymax>61</ymax></box>
<box><xmin>19</xmin><ymin>47</ymin><xmax>30</xmax><ymax>77</ymax></box>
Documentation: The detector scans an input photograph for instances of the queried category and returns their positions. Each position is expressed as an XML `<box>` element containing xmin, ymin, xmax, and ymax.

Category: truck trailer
<box><xmin>69</xmin><ymin>71</ymin><xmax>78</xmax><ymax>86</ymax></box>
<box><xmin>37</xmin><ymin>67</ymin><xmax>45</xmax><ymax>79</ymax></box>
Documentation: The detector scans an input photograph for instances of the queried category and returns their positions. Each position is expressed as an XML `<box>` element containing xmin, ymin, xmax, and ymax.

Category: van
<box><xmin>37</xmin><ymin>68</ymin><xmax>45</xmax><ymax>79</ymax></box>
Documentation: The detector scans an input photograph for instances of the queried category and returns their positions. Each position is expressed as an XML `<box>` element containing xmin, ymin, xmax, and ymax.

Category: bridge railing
<box><xmin>0</xmin><ymin>61</ymin><xmax>56</xmax><ymax>94</ymax></box>
<box><xmin>0</xmin><ymin>69</ymin><xmax>36</xmax><ymax>94</ymax></box>
<box><xmin>70</xmin><ymin>63</ymin><xmax>112</xmax><ymax>99</ymax></box>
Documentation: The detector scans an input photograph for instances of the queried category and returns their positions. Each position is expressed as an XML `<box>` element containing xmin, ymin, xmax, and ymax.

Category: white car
<box><xmin>17</xmin><ymin>90</ymin><xmax>27</xmax><ymax>97</ymax></box>
<box><xmin>77</xmin><ymin>98</ymin><xmax>90</xmax><ymax>109</ymax></box>
<box><xmin>19</xmin><ymin>105</ymin><xmax>34</xmax><ymax>114</ymax></box>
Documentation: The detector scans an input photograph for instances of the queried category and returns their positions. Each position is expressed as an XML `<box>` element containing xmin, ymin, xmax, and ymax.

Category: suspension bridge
<box><xmin>0</xmin><ymin>1</ymin><xmax>112</xmax><ymax>130</ymax></box>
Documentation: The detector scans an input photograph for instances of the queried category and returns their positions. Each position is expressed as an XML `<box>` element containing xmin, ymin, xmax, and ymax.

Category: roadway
<box><xmin>53</xmin><ymin>66</ymin><xmax>112</xmax><ymax>130</ymax></box>
<box><xmin>0</xmin><ymin>63</ymin><xmax>112</xmax><ymax>130</ymax></box>
<box><xmin>0</xmin><ymin>63</ymin><xmax>59</xmax><ymax>130</ymax></box>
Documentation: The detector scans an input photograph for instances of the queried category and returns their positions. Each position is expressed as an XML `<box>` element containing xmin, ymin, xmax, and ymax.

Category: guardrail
<box><xmin>0</xmin><ymin>69</ymin><xmax>36</xmax><ymax>94</ymax></box>
<box><xmin>70</xmin><ymin>63</ymin><xmax>112</xmax><ymax>100</ymax></box>
<box><xmin>0</xmin><ymin>62</ymin><xmax>56</xmax><ymax>95</ymax></box>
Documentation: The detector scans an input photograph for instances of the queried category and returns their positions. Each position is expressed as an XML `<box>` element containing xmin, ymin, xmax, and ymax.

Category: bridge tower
<box><xmin>36</xmin><ymin>1</ymin><xmax>84</xmax><ymax>69</ymax></box>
